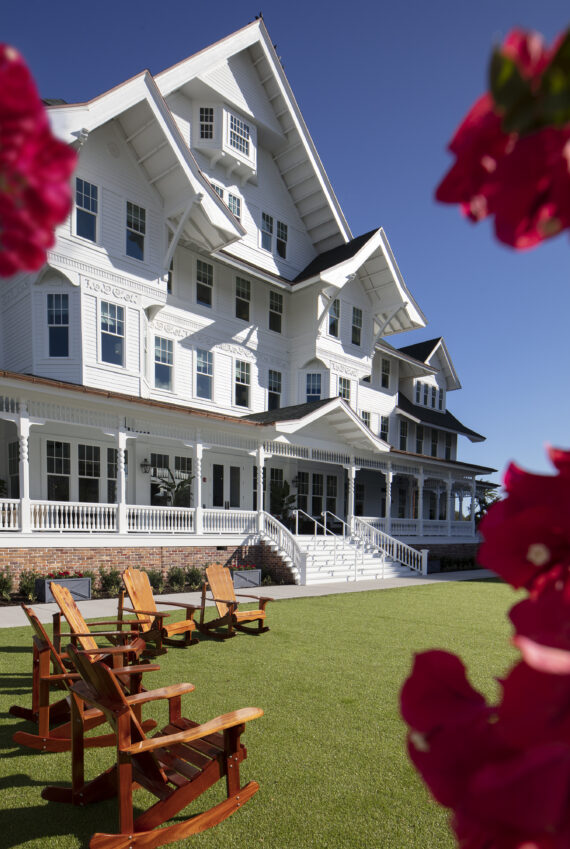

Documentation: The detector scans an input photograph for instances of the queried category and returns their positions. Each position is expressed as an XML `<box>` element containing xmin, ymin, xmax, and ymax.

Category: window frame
<box><xmin>276</xmin><ymin>220</ymin><xmax>288</xmax><ymax>258</ymax></box>
<box><xmin>360</xmin><ymin>410</ymin><xmax>370</xmax><ymax>429</ymax></box>
<box><xmin>154</xmin><ymin>336</ymin><xmax>174</xmax><ymax>392</ymax></box>
<box><xmin>228</xmin><ymin>193</ymin><xmax>241</xmax><ymax>221</ymax></box>
<box><xmin>268</xmin><ymin>369</ymin><xmax>282</xmax><ymax>411</ymax></box>
<box><xmin>125</xmin><ymin>201</ymin><xmax>146</xmax><ymax>261</ymax></box>
<box><xmin>306</xmin><ymin>373</ymin><xmax>321</xmax><ymax>403</ymax></box>
<box><xmin>328</xmin><ymin>299</ymin><xmax>340</xmax><ymax>338</ymax></box>
<box><xmin>380</xmin><ymin>415</ymin><xmax>389</xmax><ymax>442</ymax></box>
<box><xmin>351</xmin><ymin>306</ymin><xmax>362</xmax><ymax>346</ymax></box>
<box><xmin>234</xmin><ymin>359</ymin><xmax>251</xmax><ymax>408</ymax></box>
<box><xmin>338</xmin><ymin>376</ymin><xmax>350</xmax><ymax>402</ymax></box>
<box><xmin>195</xmin><ymin>349</ymin><xmax>213</xmax><ymax>400</ymax></box>
<box><xmin>75</xmin><ymin>177</ymin><xmax>98</xmax><ymax>242</ymax></box>
<box><xmin>235</xmin><ymin>276</ymin><xmax>250</xmax><ymax>321</ymax></box>
<box><xmin>269</xmin><ymin>290</ymin><xmax>283</xmax><ymax>333</ymax></box>
<box><xmin>47</xmin><ymin>293</ymin><xmax>69</xmax><ymax>358</ymax></box>
<box><xmin>199</xmin><ymin>106</ymin><xmax>214</xmax><ymax>140</ymax></box>
<box><xmin>229</xmin><ymin>113</ymin><xmax>251</xmax><ymax>157</ymax></box>
<box><xmin>100</xmin><ymin>300</ymin><xmax>125</xmax><ymax>367</ymax></box>
<box><xmin>196</xmin><ymin>259</ymin><xmax>214</xmax><ymax>308</ymax></box>
<box><xmin>261</xmin><ymin>212</ymin><xmax>273</xmax><ymax>252</ymax></box>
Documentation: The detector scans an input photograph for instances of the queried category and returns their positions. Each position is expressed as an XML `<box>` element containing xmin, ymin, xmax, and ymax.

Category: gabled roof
<box><xmin>398</xmin><ymin>337</ymin><xmax>461</xmax><ymax>390</ymax></box>
<box><xmin>243</xmin><ymin>397</ymin><xmax>390</xmax><ymax>453</ymax></box>
<box><xmin>396</xmin><ymin>393</ymin><xmax>485</xmax><ymax>442</ymax></box>
<box><xmin>293</xmin><ymin>228</ymin><xmax>426</xmax><ymax>337</ymax></box>
<box><xmin>155</xmin><ymin>19</ymin><xmax>352</xmax><ymax>254</ymax></box>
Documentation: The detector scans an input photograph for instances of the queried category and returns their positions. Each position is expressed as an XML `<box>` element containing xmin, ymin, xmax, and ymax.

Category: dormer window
<box><xmin>229</xmin><ymin>114</ymin><xmax>250</xmax><ymax>156</ymax></box>
<box><xmin>193</xmin><ymin>105</ymin><xmax>257</xmax><ymax>181</ymax></box>
<box><xmin>200</xmin><ymin>107</ymin><xmax>214</xmax><ymax>139</ymax></box>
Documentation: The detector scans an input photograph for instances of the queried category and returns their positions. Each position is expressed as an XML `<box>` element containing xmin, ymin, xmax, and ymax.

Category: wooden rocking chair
<box><xmin>198</xmin><ymin>563</ymin><xmax>273</xmax><ymax>639</ymax></box>
<box><xmin>10</xmin><ymin>605</ymin><xmax>159</xmax><ymax>753</ymax></box>
<box><xmin>43</xmin><ymin>644</ymin><xmax>263</xmax><ymax>849</ymax></box>
<box><xmin>118</xmin><ymin>567</ymin><xmax>198</xmax><ymax>655</ymax></box>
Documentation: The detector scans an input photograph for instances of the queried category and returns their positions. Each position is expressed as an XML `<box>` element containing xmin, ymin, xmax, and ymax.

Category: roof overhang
<box><xmin>426</xmin><ymin>339</ymin><xmax>461</xmax><ymax>391</ymax></box>
<box><xmin>48</xmin><ymin>74</ymin><xmax>244</xmax><ymax>260</ymax></box>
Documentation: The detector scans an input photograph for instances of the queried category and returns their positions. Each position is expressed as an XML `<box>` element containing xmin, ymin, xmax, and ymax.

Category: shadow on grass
<box><xmin>0</xmin><ymin>646</ymin><xmax>32</xmax><ymax>653</ymax></box>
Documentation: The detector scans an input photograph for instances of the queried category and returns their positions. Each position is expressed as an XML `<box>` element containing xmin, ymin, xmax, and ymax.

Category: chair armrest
<box><xmin>79</xmin><ymin>644</ymin><xmax>142</xmax><ymax>656</ymax></box>
<box><xmin>120</xmin><ymin>606</ymin><xmax>170</xmax><ymax>618</ymax></box>
<box><xmin>124</xmin><ymin>681</ymin><xmax>196</xmax><ymax>707</ymax></box>
<box><xmin>84</xmin><ymin>619</ymin><xmax>132</xmax><ymax>626</ymax></box>
<box><xmin>71</xmin><ymin>630</ymin><xmax>140</xmax><ymax>638</ymax></box>
<box><xmin>42</xmin><ymin>672</ymin><xmax>80</xmax><ymax>682</ymax></box>
<box><xmin>154</xmin><ymin>601</ymin><xmax>197</xmax><ymax>613</ymax></box>
<box><xmin>210</xmin><ymin>596</ymin><xmax>238</xmax><ymax>606</ymax></box>
<box><xmin>111</xmin><ymin>664</ymin><xmax>161</xmax><ymax>676</ymax></box>
<box><xmin>234</xmin><ymin>593</ymin><xmax>274</xmax><ymax>602</ymax></box>
<box><xmin>123</xmin><ymin>706</ymin><xmax>264</xmax><ymax>755</ymax></box>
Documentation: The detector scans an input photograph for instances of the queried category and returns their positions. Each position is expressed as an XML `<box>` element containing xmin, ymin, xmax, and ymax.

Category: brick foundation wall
<box><xmin>0</xmin><ymin>543</ymin><xmax>295</xmax><ymax>587</ymax></box>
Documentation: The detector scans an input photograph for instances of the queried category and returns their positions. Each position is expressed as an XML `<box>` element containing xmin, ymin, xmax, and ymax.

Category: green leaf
<box><xmin>489</xmin><ymin>48</ymin><xmax>531</xmax><ymax>114</ymax></box>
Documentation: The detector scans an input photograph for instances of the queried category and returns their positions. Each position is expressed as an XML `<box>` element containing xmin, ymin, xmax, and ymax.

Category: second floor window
<box><xmin>329</xmin><ymin>299</ymin><xmax>340</xmax><ymax>337</ymax></box>
<box><xmin>235</xmin><ymin>360</ymin><xmax>250</xmax><ymax>407</ymax></box>
<box><xmin>399</xmin><ymin>420</ymin><xmax>408</xmax><ymax>451</ymax></box>
<box><xmin>445</xmin><ymin>432</ymin><xmax>453</xmax><ymax>460</ymax></box>
<box><xmin>47</xmin><ymin>293</ymin><xmax>69</xmax><ymax>357</ymax></box>
<box><xmin>338</xmin><ymin>377</ymin><xmax>350</xmax><ymax>402</ymax></box>
<box><xmin>235</xmin><ymin>277</ymin><xmax>250</xmax><ymax>321</ymax></box>
<box><xmin>196</xmin><ymin>260</ymin><xmax>213</xmax><ymax>307</ymax></box>
<box><xmin>76</xmin><ymin>178</ymin><xmax>97</xmax><ymax>242</ymax></box>
<box><xmin>416</xmin><ymin>424</ymin><xmax>424</xmax><ymax>455</ymax></box>
<box><xmin>200</xmin><ymin>107</ymin><xmax>214</xmax><ymax>139</ymax></box>
<box><xmin>101</xmin><ymin>301</ymin><xmax>124</xmax><ymax>365</ymax></box>
<box><xmin>261</xmin><ymin>212</ymin><xmax>273</xmax><ymax>251</ymax></box>
<box><xmin>196</xmin><ymin>349</ymin><xmax>213</xmax><ymax>400</ymax></box>
<box><xmin>268</xmin><ymin>369</ymin><xmax>281</xmax><ymax>410</ymax></box>
<box><xmin>154</xmin><ymin>336</ymin><xmax>173</xmax><ymax>391</ymax></box>
<box><xmin>431</xmin><ymin>429</ymin><xmax>439</xmax><ymax>457</ymax></box>
<box><xmin>306</xmin><ymin>373</ymin><xmax>321</xmax><ymax>402</ymax></box>
<box><xmin>361</xmin><ymin>410</ymin><xmax>370</xmax><ymax>428</ymax></box>
<box><xmin>352</xmin><ymin>307</ymin><xmax>362</xmax><ymax>345</ymax></box>
<box><xmin>380</xmin><ymin>415</ymin><xmax>389</xmax><ymax>442</ymax></box>
<box><xmin>126</xmin><ymin>201</ymin><xmax>145</xmax><ymax>260</ymax></box>
<box><xmin>269</xmin><ymin>291</ymin><xmax>283</xmax><ymax>332</ymax></box>
<box><xmin>228</xmin><ymin>193</ymin><xmax>241</xmax><ymax>221</ymax></box>
<box><xmin>381</xmin><ymin>358</ymin><xmax>390</xmax><ymax>389</ymax></box>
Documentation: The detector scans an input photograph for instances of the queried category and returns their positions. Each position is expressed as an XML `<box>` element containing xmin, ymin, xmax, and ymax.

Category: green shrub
<box><xmin>147</xmin><ymin>569</ymin><xmax>164</xmax><ymax>593</ymax></box>
<box><xmin>98</xmin><ymin>567</ymin><xmax>122</xmax><ymax>597</ymax></box>
<box><xmin>19</xmin><ymin>570</ymin><xmax>39</xmax><ymax>601</ymax></box>
<box><xmin>0</xmin><ymin>570</ymin><xmax>12</xmax><ymax>601</ymax></box>
<box><xmin>168</xmin><ymin>566</ymin><xmax>186</xmax><ymax>592</ymax></box>
<box><xmin>81</xmin><ymin>569</ymin><xmax>97</xmax><ymax>595</ymax></box>
<box><xmin>185</xmin><ymin>566</ymin><xmax>203</xmax><ymax>591</ymax></box>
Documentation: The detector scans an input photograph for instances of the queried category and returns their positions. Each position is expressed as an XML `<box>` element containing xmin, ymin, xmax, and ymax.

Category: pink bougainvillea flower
<box><xmin>0</xmin><ymin>44</ymin><xmax>76</xmax><ymax>277</ymax></box>
<box><xmin>435</xmin><ymin>28</ymin><xmax>570</xmax><ymax>249</ymax></box>
<box><xmin>478</xmin><ymin>448</ymin><xmax>570</xmax><ymax>593</ymax></box>
<box><xmin>497</xmin><ymin>660</ymin><xmax>570</xmax><ymax>747</ymax></box>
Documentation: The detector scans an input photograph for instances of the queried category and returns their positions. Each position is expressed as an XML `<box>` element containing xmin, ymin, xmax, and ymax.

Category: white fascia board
<box><xmin>395</xmin><ymin>406</ymin><xmax>421</xmax><ymax>424</ymax></box>
<box><xmin>272</xmin><ymin>398</ymin><xmax>390</xmax><ymax>453</ymax></box>
<box><xmin>375</xmin><ymin>343</ymin><xmax>437</xmax><ymax>376</ymax></box>
<box><xmin>155</xmin><ymin>20</ymin><xmax>352</xmax><ymax>247</ymax></box>
<box><xmin>426</xmin><ymin>338</ymin><xmax>462</xmax><ymax>391</ymax></box>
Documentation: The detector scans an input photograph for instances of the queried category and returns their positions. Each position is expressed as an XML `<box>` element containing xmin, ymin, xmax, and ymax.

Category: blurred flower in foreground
<box><xmin>0</xmin><ymin>44</ymin><xmax>76</xmax><ymax>276</ymax></box>
<box><xmin>436</xmin><ymin>28</ymin><xmax>570</xmax><ymax>249</ymax></box>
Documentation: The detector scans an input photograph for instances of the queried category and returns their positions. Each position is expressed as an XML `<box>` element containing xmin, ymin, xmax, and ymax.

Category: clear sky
<box><xmin>4</xmin><ymin>0</ymin><xmax>569</xmax><ymax>485</ymax></box>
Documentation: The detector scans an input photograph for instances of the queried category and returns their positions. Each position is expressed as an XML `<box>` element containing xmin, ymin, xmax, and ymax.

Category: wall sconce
<box><xmin>140</xmin><ymin>458</ymin><xmax>152</xmax><ymax>474</ymax></box>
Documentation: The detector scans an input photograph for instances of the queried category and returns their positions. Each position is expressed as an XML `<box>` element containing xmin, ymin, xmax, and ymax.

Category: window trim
<box><xmin>351</xmin><ymin>306</ymin><xmax>362</xmax><ymax>346</ymax></box>
<box><xmin>195</xmin><ymin>348</ymin><xmax>213</xmax><ymax>400</ymax></box>
<box><xmin>125</xmin><ymin>201</ymin><xmax>146</xmax><ymax>261</ymax></box>
<box><xmin>100</xmin><ymin>300</ymin><xmax>125</xmax><ymax>368</ymax></box>
<box><xmin>196</xmin><ymin>259</ymin><xmax>214</xmax><ymax>308</ymax></box>
<box><xmin>328</xmin><ymin>299</ymin><xmax>340</xmax><ymax>338</ymax></box>
<box><xmin>75</xmin><ymin>177</ymin><xmax>98</xmax><ymax>243</ymax></box>
<box><xmin>154</xmin><ymin>335</ymin><xmax>174</xmax><ymax>393</ymax></box>
<box><xmin>47</xmin><ymin>293</ymin><xmax>69</xmax><ymax>359</ymax></box>
<box><xmin>269</xmin><ymin>290</ymin><xmax>283</xmax><ymax>333</ymax></box>
<box><xmin>234</xmin><ymin>359</ymin><xmax>251</xmax><ymax>408</ymax></box>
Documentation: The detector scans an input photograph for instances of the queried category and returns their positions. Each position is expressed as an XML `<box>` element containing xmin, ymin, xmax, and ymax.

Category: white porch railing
<box><xmin>0</xmin><ymin>499</ymin><xmax>20</xmax><ymax>530</ymax></box>
<box><xmin>31</xmin><ymin>500</ymin><xmax>117</xmax><ymax>532</ymax></box>
<box><xmin>260</xmin><ymin>511</ymin><xmax>307</xmax><ymax>584</ymax></box>
<box><xmin>127</xmin><ymin>505</ymin><xmax>194</xmax><ymax>533</ymax></box>
<box><xmin>202</xmin><ymin>509</ymin><xmax>257</xmax><ymax>534</ymax></box>
<box><xmin>352</xmin><ymin>516</ymin><xmax>427</xmax><ymax>574</ymax></box>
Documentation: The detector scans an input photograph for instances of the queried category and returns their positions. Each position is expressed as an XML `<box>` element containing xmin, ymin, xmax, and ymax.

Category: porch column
<box><xmin>18</xmin><ymin>405</ymin><xmax>31</xmax><ymax>533</ymax></box>
<box><xmin>116</xmin><ymin>431</ymin><xmax>127</xmax><ymax>534</ymax></box>
<box><xmin>256</xmin><ymin>445</ymin><xmax>265</xmax><ymax>532</ymax></box>
<box><xmin>346</xmin><ymin>464</ymin><xmax>356</xmax><ymax>533</ymax></box>
<box><xmin>416</xmin><ymin>472</ymin><xmax>424</xmax><ymax>536</ymax></box>
<box><xmin>470</xmin><ymin>481</ymin><xmax>477</xmax><ymax>533</ymax></box>
<box><xmin>385</xmin><ymin>468</ymin><xmax>393</xmax><ymax>534</ymax></box>
<box><xmin>447</xmin><ymin>477</ymin><xmax>453</xmax><ymax>535</ymax></box>
<box><xmin>194</xmin><ymin>443</ymin><xmax>203</xmax><ymax>534</ymax></box>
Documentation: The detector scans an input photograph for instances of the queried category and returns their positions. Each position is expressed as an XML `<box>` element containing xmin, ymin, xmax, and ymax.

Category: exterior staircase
<box><xmin>294</xmin><ymin>535</ymin><xmax>414</xmax><ymax>584</ymax></box>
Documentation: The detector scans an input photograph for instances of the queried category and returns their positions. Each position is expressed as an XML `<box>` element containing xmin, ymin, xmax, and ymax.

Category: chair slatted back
<box><xmin>21</xmin><ymin>604</ymin><xmax>67</xmax><ymax>676</ymax></box>
<box><xmin>50</xmin><ymin>582</ymin><xmax>101</xmax><ymax>655</ymax></box>
<box><xmin>122</xmin><ymin>568</ymin><xmax>157</xmax><ymax>633</ymax></box>
<box><xmin>206</xmin><ymin>564</ymin><xmax>236</xmax><ymax>619</ymax></box>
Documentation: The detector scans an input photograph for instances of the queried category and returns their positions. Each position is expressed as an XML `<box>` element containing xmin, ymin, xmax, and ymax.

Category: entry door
<box><xmin>213</xmin><ymin>464</ymin><xmax>224</xmax><ymax>507</ymax></box>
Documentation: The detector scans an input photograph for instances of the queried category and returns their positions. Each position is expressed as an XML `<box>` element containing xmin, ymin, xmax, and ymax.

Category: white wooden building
<box><xmin>0</xmin><ymin>20</ymin><xmax>493</xmax><ymax>583</ymax></box>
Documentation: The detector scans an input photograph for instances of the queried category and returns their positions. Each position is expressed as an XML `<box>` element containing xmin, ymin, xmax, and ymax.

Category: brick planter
<box><xmin>35</xmin><ymin>576</ymin><xmax>92</xmax><ymax>603</ymax></box>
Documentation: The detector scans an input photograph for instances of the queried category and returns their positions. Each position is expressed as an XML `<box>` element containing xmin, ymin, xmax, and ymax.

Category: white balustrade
<box><xmin>352</xmin><ymin>516</ymin><xmax>425</xmax><ymax>574</ymax></box>
<box><xmin>261</xmin><ymin>511</ymin><xmax>306</xmax><ymax>583</ymax></box>
<box><xmin>202</xmin><ymin>509</ymin><xmax>257</xmax><ymax>534</ymax></box>
<box><xmin>0</xmin><ymin>499</ymin><xmax>20</xmax><ymax>530</ymax></box>
<box><xmin>31</xmin><ymin>501</ymin><xmax>117</xmax><ymax>532</ymax></box>
<box><xmin>127</xmin><ymin>505</ymin><xmax>194</xmax><ymax>533</ymax></box>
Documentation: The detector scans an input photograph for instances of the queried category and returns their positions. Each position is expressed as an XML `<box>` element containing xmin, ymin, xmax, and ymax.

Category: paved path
<box><xmin>0</xmin><ymin>569</ymin><xmax>494</xmax><ymax>629</ymax></box>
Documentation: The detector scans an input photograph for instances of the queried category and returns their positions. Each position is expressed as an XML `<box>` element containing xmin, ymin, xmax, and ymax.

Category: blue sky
<box><xmin>4</xmin><ymin>0</ymin><xmax>569</xmax><ymax>485</ymax></box>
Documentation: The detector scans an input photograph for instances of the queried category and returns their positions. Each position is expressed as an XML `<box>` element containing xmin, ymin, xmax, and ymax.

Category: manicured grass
<box><xmin>0</xmin><ymin>579</ymin><xmax>521</xmax><ymax>849</ymax></box>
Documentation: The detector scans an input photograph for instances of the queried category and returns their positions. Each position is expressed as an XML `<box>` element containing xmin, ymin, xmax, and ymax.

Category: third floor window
<box><xmin>101</xmin><ymin>301</ymin><xmax>124</xmax><ymax>366</ymax></box>
<box><xmin>352</xmin><ymin>307</ymin><xmax>362</xmax><ymax>346</ymax></box>
<box><xmin>329</xmin><ymin>299</ymin><xmax>340</xmax><ymax>337</ymax></box>
<box><xmin>200</xmin><ymin>107</ymin><xmax>214</xmax><ymax>139</ymax></box>
<box><xmin>196</xmin><ymin>259</ymin><xmax>213</xmax><ymax>307</ymax></box>
<box><xmin>381</xmin><ymin>358</ymin><xmax>390</xmax><ymax>389</ymax></box>
<box><xmin>126</xmin><ymin>201</ymin><xmax>145</xmax><ymax>261</ymax></box>
<box><xmin>269</xmin><ymin>291</ymin><xmax>283</xmax><ymax>333</ymax></box>
<box><xmin>76</xmin><ymin>178</ymin><xmax>98</xmax><ymax>242</ymax></box>
<box><xmin>235</xmin><ymin>277</ymin><xmax>250</xmax><ymax>321</ymax></box>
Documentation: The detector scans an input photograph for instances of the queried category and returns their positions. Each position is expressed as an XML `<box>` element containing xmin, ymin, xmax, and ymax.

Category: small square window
<box><xmin>352</xmin><ymin>307</ymin><xmax>362</xmax><ymax>346</ymax></box>
<box><xmin>276</xmin><ymin>221</ymin><xmax>287</xmax><ymax>258</ymax></box>
<box><xmin>269</xmin><ymin>290</ymin><xmax>283</xmax><ymax>333</ymax></box>
<box><xmin>329</xmin><ymin>299</ymin><xmax>340</xmax><ymax>337</ymax></box>
<box><xmin>155</xmin><ymin>336</ymin><xmax>173</xmax><ymax>391</ymax></box>
<box><xmin>76</xmin><ymin>178</ymin><xmax>98</xmax><ymax>242</ymax></box>
<box><xmin>235</xmin><ymin>276</ymin><xmax>250</xmax><ymax>321</ymax></box>
<box><xmin>261</xmin><ymin>212</ymin><xmax>273</xmax><ymax>251</ymax></box>
<box><xmin>126</xmin><ymin>201</ymin><xmax>145</xmax><ymax>261</ymax></box>
<box><xmin>228</xmin><ymin>193</ymin><xmax>241</xmax><ymax>221</ymax></box>
<box><xmin>196</xmin><ymin>259</ymin><xmax>213</xmax><ymax>307</ymax></box>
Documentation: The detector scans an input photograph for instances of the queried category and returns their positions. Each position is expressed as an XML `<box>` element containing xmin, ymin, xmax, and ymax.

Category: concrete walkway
<box><xmin>0</xmin><ymin>569</ymin><xmax>494</xmax><ymax>629</ymax></box>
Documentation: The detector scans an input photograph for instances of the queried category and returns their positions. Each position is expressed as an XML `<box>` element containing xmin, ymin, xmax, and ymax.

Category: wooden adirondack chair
<box><xmin>10</xmin><ymin>605</ymin><xmax>159</xmax><ymax>753</ymax></box>
<box><xmin>198</xmin><ymin>563</ymin><xmax>273</xmax><ymax>639</ymax></box>
<box><xmin>42</xmin><ymin>643</ymin><xmax>263</xmax><ymax>849</ymax></box>
<box><xmin>118</xmin><ymin>567</ymin><xmax>198</xmax><ymax>655</ymax></box>
<box><xmin>50</xmin><ymin>581</ymin><xmax>148</xmax><ymax>662</ymax></box>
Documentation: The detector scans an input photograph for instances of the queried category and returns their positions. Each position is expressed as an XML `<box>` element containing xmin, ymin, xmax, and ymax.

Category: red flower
<box><xmin>436</xmin><ymin>28</ymin><xmax>570</xmax><ymax>249</ymax></box>
<box><xmin>478</xmin><ymin>447</ymin><xmax>570</xmax><ymax>594</ymax></box>
<box><xmin>0</xmin><ymin>45</ymin><xmax>76</xmax><ymax>276</ymax></box>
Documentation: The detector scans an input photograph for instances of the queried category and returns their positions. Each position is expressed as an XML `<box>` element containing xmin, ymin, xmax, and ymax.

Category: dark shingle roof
<box><xmin>397</xmin><ymin>338</ymin><xmax>441</xmax><ymax>363</ymax></box>
<box><xmin>242</xmin><ymin>397</ymin><xmax>335</xmax><ymax>424</ymax></box>
<box><xmin>397</xmin><ymin>393</ymin><xmax>485</xmax><ymax>441</ymax></box>
<box><xmin>293</xmin><ymin>229</ymin><xmax>378</xmax><ymax>283</ymax></box>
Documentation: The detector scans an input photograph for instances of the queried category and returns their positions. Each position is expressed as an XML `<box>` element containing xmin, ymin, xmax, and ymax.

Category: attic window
<box><xmin>200</xmin><ymin>107</ymin><xmax>214</xmax><ymax>139</ymax></box>
<box><xmin>229</xmin><ymin>114</ymin><xmax>250</xmax><ymax>156</ymax></box>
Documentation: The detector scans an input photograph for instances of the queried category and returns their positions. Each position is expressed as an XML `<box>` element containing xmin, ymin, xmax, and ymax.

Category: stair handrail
<box><xmin>352</xmin><ymin>516</ymin><xmax>428</xmax><ymax>575</ymax></box>
<box><xmin>292</xmin><ymin>508</ymin><xmax>340</xmax><ymax>567</ymax></box>
<box><xmin>321</xmin><ymin>510</ymin><xmax>363</xmax><ymax>579</ymax></box>
<box><xmin>261</xmin><ymin>511</ymin><xmax>307</xmax><ymax>584</ymax></box>
<box><xmin>321</xmin><ymin>510</ymin><xmax>348</xmax><ymax>537</ymax></box>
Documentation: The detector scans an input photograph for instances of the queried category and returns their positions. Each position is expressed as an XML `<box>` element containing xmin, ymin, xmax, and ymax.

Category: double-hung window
<box><xmin>229</xmin><ymin>114</ymin><xmax>250</xmax><ymax>156</ymax></box>
<box><xmin>228</xmin><ymin>193</ymin><xmax>241</xmax><ymax>221</ymax></box>
<box><xmin>352</xmin><ymin>307</ymin><xmax>362</xmax><ymax>346</ymax></box>
<box><xmin>431</xmin><ymin>429</ymin><xmax>439</xmax><ymax>457</ymax></box>
<box><xmin>416</xmin><ymin>425</ymin><xmax>424</xmax><ymax>455</ymax></box>
<box><xmin>399</xmin><ymin>420</ymin><xmax>408</xmax><ymax>451</ymax></box>
<box><xmin>338</xmin><ymin>377</ymin><xmax>350</xmax><ymax>402</ymax></box>
<box><xmin>329</xmin><ymin>299</ymin><xmax>340</xmax><ymax>337</ymax></box>
<box><xmin>423</xmin><ymin>384</ymin><xmax>429</xmax><ymax>405</ymax></box>
<box><xmin>200</xmin><ymin>107</ymin><xmax>214</xmax><ymax>139</ymax></box>
<box><xmin>306</xmin><ymin>373</ymin><xmax>321</xmax><ymax>403</ymax></box>
<box><xmin>47</xmin><ymin>293</ymin><xmax>69</xmax><ymax>357</ymax></box>
<box><xmin>381</xmin><ymin>358</ymin><xmax>390</xmax><ymax>389</ymax></box>
<box><xmin>76</xmin><ymin>178</ymin><xmax>98</xmax><ymax>242</ymax></box>
<box><xmin>361</xmin><ymin>410</ymin><xmax>370</xmax><ymax>429</ymax></box>
<box><xmin>269</xmin><ymin>291</ymin><xmax>283</xmax><ymax>333</ymax></box>
<box><xmin>78</xmin><ymin>444</ymin><xmax>100</xmax><ymax>502</ymax></box>
<box><xmin>296</xmin><ymin>471</ymin><xmax>309</xmax><ymax>513</ymax></box>
<box><xmin>380</xmin><ymin>415</ymin><xmax>389</xmax><ymax>442</ymax></box>
<box><xmin>415</xmin><ymin>382</ymin><xmax>421</xmax><ymax>404</ymax></box>
<box><xmin>100</xmin><ymin>301</ymin><xmax>124</xmax><ymax>366</ymax></box>
<box><xmin>431</xmin><ymin>386</ymin><xmax>437</xmax><ymax>408</ymax></box>
<box><xmin>235</xmin><ymin>360</ymin><xmax>250</xmax><ymax>407</ymax></box>
<box><xmin>445</xmin><ymin>433</ymin><xmax>453</xmax><ymax>460</ymax></box>
<box><xmin>154</xmin><ymin>336</ymin><xmax>173</xmax><ymax>391</ymax></box>
<box><xmin>196</xmin><ymin>259</ymin><xmax>213</xmax><ymax>307</ymax></box>
<box><xmin>261</xmin><ymin>212</ymin><xmax>273</xmax><ymax>251</ymax></box>
<box><xmin>438</xmin><ymin>388</ymin><xmax>444</xmax><ymax>410</ymax></box>
<box><xmin>126</xmin><ymin>201</ymin><xmax>145</xmax><ymax>260</ymax></box>
<box><xmin>268</xmin><ymin>370</ymin><xmax>282</xmax><ymax>410</ymax></box>
<box><xmin>276</xmin><ymin>221</ymin><xmax>287</xmax><ymax>258</ymax></box>
<box><xmin>235</xmin><ymin>277</ymin><xmax>250</xmax><ymax>321</ymax></box>
<box><xmin>196</xmin><ymin>349</ymin><xmax>213</xmax><ymax>400</ymax></box>
<box><xmin>47</xmin><ymin>440</ymin><xmax>70</xmax><ymax>501</ymax></box>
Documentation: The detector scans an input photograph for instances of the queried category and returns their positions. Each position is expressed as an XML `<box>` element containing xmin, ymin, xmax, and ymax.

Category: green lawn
<box><xmin>0</xmin><ymin>579</ymin><xmax>521</xmax><ymax>849</ymax></box>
